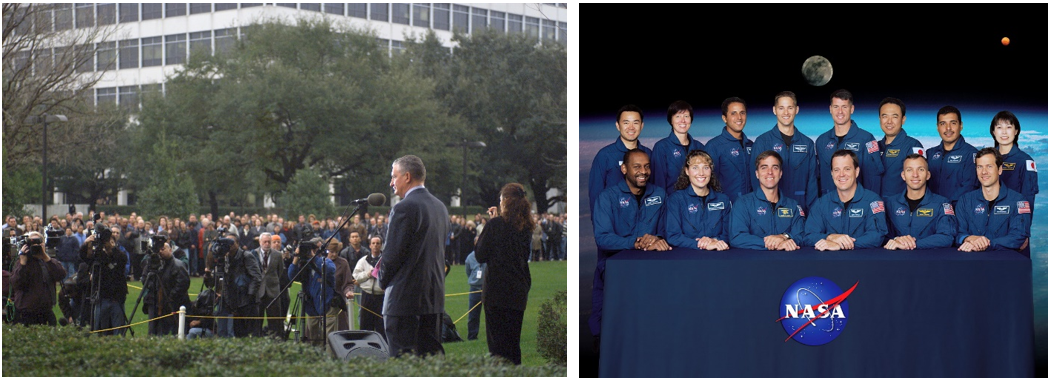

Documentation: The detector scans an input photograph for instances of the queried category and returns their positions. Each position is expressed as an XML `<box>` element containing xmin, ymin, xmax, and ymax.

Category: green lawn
<box><xmin>52</xmin><ymin>259</ymin><xmax>566</xmax><ymax>367</ymax></box>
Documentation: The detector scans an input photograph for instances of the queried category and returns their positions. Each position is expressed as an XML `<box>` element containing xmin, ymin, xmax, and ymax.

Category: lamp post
<box><xmin>446</xmin><ymin>139</ymin><xmax>486</xmax><ymax>221</ymax></box>
<box><xmin>24</xmin><ymin>113</ymin><xmax>68</xmax><ymax>220</ymax></box>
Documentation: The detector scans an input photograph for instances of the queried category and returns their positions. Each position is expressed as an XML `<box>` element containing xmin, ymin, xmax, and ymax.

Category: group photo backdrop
<box><xmin>576</xmin><ymin>3</ymin><xmax>1047</xmax><ymax>377</ymax></box>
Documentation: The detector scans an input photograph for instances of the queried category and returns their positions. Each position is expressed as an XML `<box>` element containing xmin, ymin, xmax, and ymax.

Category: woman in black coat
<box><xmin>475</xmin><ymin>183</ymin><xmax>534</xmax><ymax>365</ymax></box>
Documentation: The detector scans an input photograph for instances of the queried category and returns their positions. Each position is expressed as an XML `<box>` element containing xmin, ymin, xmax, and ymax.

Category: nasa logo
<box><xmin>687</xmin><ymin>203</ymin><xmax>698</xmax><ymax>214</ymax></box>
<box><xmin>619</xmin><ymin>197</ymin><xmax>630</xmax><ymax>208</ymax></box>
<box><xmin>974</xmin><ymin>204</ymin><xmax>985</xmax><ymax>215</ymax></box>
<box><xmin>832</xmin><ymin>207</ymin><xmax>842</xmax><ymax>218</ymax></box>
<box><xmin>673</xmin><ymin>149</ymin><xmax>682</xmax><ymax>158</ymax></box>
<box><xmin>731</xmin><ymin>148</ymin><xmax>740</xmax><ymax>157</ymax></box>
<box><xmin>773</xmin><ymin>143</ymin><xmax>783</xmax><ymax>152</ymax></box>
<box><xmin>826</xmin><ymin>141</ymin><xmax>835</xmax><ymax>150</ymax></box>
<box><xmin>757</xmin><ymin>206</ymin><xmax>767</xmax><ymax>216</ymax></box>
<box><xmin>932</xmin><ymin>151</ymin><xmax>942</xmax><ymax>160</ymax></box>
<box><xmin>895</xmin><ymin>207</ymin><xmax>907</xmax><ymax>216</ymax></box>
<box><xmin>777</xmin><ymin>276</ymin><xmax>857</xmax><ymax>345</ymax></box>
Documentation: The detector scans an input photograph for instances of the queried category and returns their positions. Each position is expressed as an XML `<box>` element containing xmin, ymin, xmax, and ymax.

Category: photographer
<box><xmin>81</xmin><ymin>225</ymin><xmax>128</xmax><ymax>335</ymax></box>
<box><xmin>286</xmin><ymin>238</ymin><xmax>335</xmax><ymax>347</ymax></box>
<box><xmin>213</xmin><ymin>233</ymin><xmax>262</xmax><ymax>337</ymax></box>
<box><xmin>11</xmin><ymin>232</ymin><xmax>67</xmax><ymax>326</ymax></box>
<box><xmin>141</xmin><ymin>240</ymin><xmax>192</xmax><ymax>336</ymax></box>
<box><xmin>58</xmin><ymin>263</ymin><xmax>91</xmax><ymax>327</ymax></box>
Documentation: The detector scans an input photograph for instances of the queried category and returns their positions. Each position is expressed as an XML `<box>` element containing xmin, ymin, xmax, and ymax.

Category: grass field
<box><xmin>50</xmin><ymin>259</ymin><xmax>567</xmax><ymax>367</ymax></box>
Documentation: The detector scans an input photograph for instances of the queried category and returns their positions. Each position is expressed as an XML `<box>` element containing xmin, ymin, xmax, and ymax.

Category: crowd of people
<box><xmin>3</xmin><ymin>154</ymin><xmax>554</xmax><ymax>366</ymax></box>
<box><xmin>588</xmin><ymin>90</ymin><xmax>1037</xmax><ymax>352</ymax></box>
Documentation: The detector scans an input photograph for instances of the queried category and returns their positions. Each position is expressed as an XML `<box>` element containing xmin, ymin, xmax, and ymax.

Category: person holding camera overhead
<box><xmin>81</xmin><ymin>224</ymin><xmax>128</xmax><ymax>335</ymax></box>
<box><xmin>287</xmin><ymin>237</ymin><xmax>336</xmax><ymax>347</ymax></box>
<box><xmin>11</xmin><ymin>231</ymin><xmax>67</xmax><ymax>326</ymax></box>
<box><xmin>141</xmin><ymin>239</ymin><xmax>192</xmax><ymax>336</ymax></box>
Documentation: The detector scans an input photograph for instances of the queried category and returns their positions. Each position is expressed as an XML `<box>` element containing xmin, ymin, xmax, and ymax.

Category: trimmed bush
<box><xmin>536</xmin><ymin>290</ymin><xmax>567</xmax><ymax>365</ymax></box>
<box><xmin>2</xmin><ymin>324</ymin><xmax>565</xmax><ymax>376</ymax></box>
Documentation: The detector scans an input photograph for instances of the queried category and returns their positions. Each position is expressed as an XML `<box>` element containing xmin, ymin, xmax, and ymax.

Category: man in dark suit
<box><xmin>379</xmin><ymin>154</ymin><xmax>449</xmax><ymax>358</ymax></box>
<box><xmin>255</xmin><ymin>232</ymin><xmax>286</xmax><ymax>338</ymax></box>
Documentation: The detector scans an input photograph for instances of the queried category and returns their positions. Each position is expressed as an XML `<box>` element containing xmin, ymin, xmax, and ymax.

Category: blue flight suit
<box><xmin>954</xmin><ymin>184</ymin><xmax>1032</xmax><ymax>255</ymax></box>
<box><xmin>878</xmin><ymin>130</ymin><xmax>925</xmax><ymax>198</ymax></box>
<box><xmin>998</xmin><ymin>144</ymin><xmax>1039</xmax><ymax>210</ymax></box>
<box><xmin>588</xmin><ymin>138</ymin><xmax>653</xmax><ymax>212</ymax></box>
<box><xmin>589</xmin><ymin>181</ymin><xmax>666</xmax><ymax>337</ymax></box>
<box><xmin>706</xmin><ymin>127</ymin><xmax>753</xmax><ymax>202</ymax></box>
<box><xmin>729</xmin><ymin>188</ymin><xmax>806</xmax><ymax>250</ymax></box>
<box><xmin>751</xmin><ymin>125</ymin><xmax>819</xmax><ymax>210</ymax></box>
<box><xmin>926</xmin><ymin>137</ymin><xmax>978</xmax><ymax>205</ymax></box>
<box><xmin>651</xmin><ymin>130</ymin><xmax>705</xmax><ymax>195</ymax></box>
<box><xmin>665</xmin><ymin>187</ymin><xmax>731</xmax><ymax>249</ymax></box>
<box><xmin>801</xmin><ymin>186</ymin><xmax>889</xmax><ymax>248</ymax></box>
<box><xmin>883</xmin><ymin>188</ymin><xmax>957</xmax><ymax>249</ymax></box>
<box><xmin>815</xmin><ymin>120</ymin><xmax>885</xmax><ymax>196</ymax></box>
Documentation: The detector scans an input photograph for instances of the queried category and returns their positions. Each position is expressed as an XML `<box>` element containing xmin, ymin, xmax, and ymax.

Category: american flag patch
<box><xmin>870</xmin><ymin>200</ymin><xmax>885</xmax><ymax>214</ymax></box>
<box><xmin>943</xmin><ymin>203</ymin><xmax>954</xmax><ymax>216</ymax></box>
<box><xmin>1018</xmin><ymin>201</ymin><xmax>1031</xmax><ymax>214</ymax></box>
<box><xmin>866</xmin><ymin>140</ymin><xmax>879</xmax><ymax>154</ymax></box>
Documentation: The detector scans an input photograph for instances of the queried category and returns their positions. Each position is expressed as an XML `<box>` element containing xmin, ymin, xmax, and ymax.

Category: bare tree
<box><xmin>3</xmin><ymin>3</ymin><xmax>119</xmax><ymax>167</ymax></box>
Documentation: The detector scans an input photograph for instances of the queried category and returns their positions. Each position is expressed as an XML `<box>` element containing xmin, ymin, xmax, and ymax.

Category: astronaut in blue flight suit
<box><xmin>705</xmin><ymin>97</ymin><xmax>753</xmax><ymax>202</ymax></box>
<box><xmin>666</xmin><ymin>150</ymin><xmax>732</xmax><ymax>251</ymax></box>
<box><xmin>989</xmin><ymin>110</ymin><xmax>1039</xmax><ymax>211</ymax></box>
<box><xmin>926</xmin><ymin>105</ymin><xmax>979</xmax><ymax>206</ymax></box>
<box><xmin>802</xmin><ymin>149</ymin><xmax>889</xmax><ymax>251</ymax></box>
<box><xmin>876</xmin><ymin>97</ymin><xmax>925</xmax><ymax>198</ymax></box>
<box><xmin>588</xmin><ymin>104</ymin><xmax>654</xmax><ymax>213</ymax></box>
<box><xmin>815</xmin><ymin>89</ymin><xmax>884</xmax><ymax>197</ymax></box>
<box><xmin>651</xmin><ymin>100</ymin><xmax>705</xmax><ymax>196</ymax></box>
<box><xmin>589</xmin><ymin>149</ymin><xmax>669</xmax><ymax>343</ymax></box>
<box><xmin>730</xmin><ymin>150</ymin><xmax>806</xmax><ymax>251</ymax></box>
<box><xmin>883</xmin><ymin>153</ymin><xmax>957</xmax><ymax>250</ymax></box>
<box><xmin>751</xmin><ymin>91</ymin><xmax>819</xmax><ymax>211</ymax></box>
<box><xmin>955</xmin><ymin>148</ymin><xmax>1032</xmax><ymax>255</ymax></box>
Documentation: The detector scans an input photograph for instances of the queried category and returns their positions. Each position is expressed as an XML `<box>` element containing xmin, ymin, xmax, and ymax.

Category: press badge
<box><xmin>476</xmin><ymin>270</ymin><xmax>482</xmax><ymax>279</ymax></box>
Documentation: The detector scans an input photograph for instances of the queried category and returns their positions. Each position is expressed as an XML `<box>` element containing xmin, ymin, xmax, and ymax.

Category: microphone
<box><xmin>353</xmin><ymin>193</ymin><xmax>387</xmax><ymax>206</ymax></box>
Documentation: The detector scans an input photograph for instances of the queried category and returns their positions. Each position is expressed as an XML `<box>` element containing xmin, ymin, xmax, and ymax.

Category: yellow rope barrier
<box><xmin>452</xmin><ymin>298</ymin><xmax>483</xmax><ymax>325</ymax></box>
<box><xmin>88</xmin><ymin>311</ymin><xmax>177</xmax><ymax>334</ymax></box>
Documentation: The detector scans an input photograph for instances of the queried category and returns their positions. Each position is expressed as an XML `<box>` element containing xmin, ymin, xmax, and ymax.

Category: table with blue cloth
<box><xmin>599</xmin><ymin>247</ymin><xmax>1034</xmax><ymax>377</ymax></box>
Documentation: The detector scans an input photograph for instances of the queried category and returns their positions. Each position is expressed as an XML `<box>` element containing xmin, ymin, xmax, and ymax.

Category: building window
<box><xmin>391</xmin><ymin>40</ymin><xmax>405</xmax><ymax>55</ymax></box>
<box><xmin>165</xmin><ymin>34</ymin><xmax>187</xmax><ymax>65</ymax></box>
<box><xmin>490</xmin><ymin>11</ymin><xmax>504</xmax><ymax>32</ymax></box>
<box><xmin>54</xmin><ymin>4</ymin><xmax>73</xmax><ymax>31</ymax></box>
<box><xmin>377</xmin><ymin>38</ymin><xmax>389</xmax><ymax>54</ymax></box>
<box><xmin>96</xmin><ymin>87</ymin><xmax>117</xmax><ymax>106</ymax></box>
<box><xmin>507</xmin><ymin>13</ymin><xmax>522</xmax><ymax>34</ymax></box>
<box><xmin>433</xmin><ymin>4</ymin><xmax>449</xmax><ymax>30</ymax></box>
<box><xmin>142</xmin><ymin>4</ymin><xmax>162</xmax><ymax>20</ymax></box>
<box><xmin>32</xmin><ymin>7</ymin><xmax>53</xmax><ymax>34</ymax></box>
<box><xmin>301</xmin><ymin>3</ymin><xmax>321</xmax><ymax>11</ymax></box>
<box><xmin>33</xmin><ymin>49</ymin><xmax>52</xmax><ymax>76</ymax></box>
<box><xmin>391</xmin><ymin>3</ymin><xmax>409</xmax><ymax>25</ymax></box>
<box><xmin>97</xmin><ymin>41</ymin><xmax>116</xmax><ymax>71</ymax></box>
<box><xmin>189</xmin><ymin>31</ymin><xmax>212</xmax><ymax>58</ymax></box>
<box><xmin>97</xmin><ymin>4</ymin><xmax>116</xmax><ymax>25</ymax></box>
<box><xmin>119</xmin><ymin>86</ymin><xmax>138</xmax><ymax>111</ymax></box>
<box><xmin>276</xmin><ymin>3</ymin><xmax>297</xmax><ymax>9</ymax></box>
<box><xmin>214</xmin><ymin>3</ymin><xmax>238</xmax><ymax>11</ymax></box>
<box><xmin>142</xmin><ymin>36</ymin><xmax>163</xmax><ymax>67</ymax></box>
<box><xmin>525</xmin><ymin>16</ymin><xmax>539</xmax><ymax>39</ymax></box>
<box><xmin>166</xmin><ymin>4</ymin><xmax>187</xmax><ymax>17</ymax></box>
<box><xmin>471</xmin><ymin>8</ymin><xmax>486</xmax><ymax>32</ymax></box>
<box><xmin>370</xmin><ymin>4</ymin><xmax>388</xmax><ymax>21</ymax></box>
<box><xmin>324</xmin><ymin>3</ymin><xmax>344</xmax><ymax>15</ymax></box>
<box><xmin>75</xmin><ymin>45</ymin><xmax>93</xmax><ymax>73</ymax></box>
<box><xmin>75</xmin><ymin>4</ymin><xmax>94</xmax><ymax>28</ymax></box>
<box><xmin>348</xmin><ymin>3</ymin><xmax>366</xmax><ymax>18</ymax></box>
<box><xmin>141</xmin><ymin>83</ymin><xmax>163</xmax><ymax>97</ymax></box>
<box><xmin>558</xmin><ymin>21</ymin><xmax>566</xmax><ymax>45</ymax></box>
<box><xmin>412</xmin><ymin>3</ymin><xmax>429</xmax><ymax>28</ymax></box>
<box><xmin>542</xmin><ymin>19</ymin><xmax>556</xmax><ymax>41</ymax></box>
<box><xmin>190</xmin><ymin>3</ymin><xmax>212</xmax><ymax>14</ymax></box>
<box><xmin>240</xmin><ymin>4</ymin><xmax>262</xmax><ymax>8</ymax></box>
<box><xmin>119</xmin><ymin>39</ymin><xmax>138</xmax><ymax>69</ymax></box>
<box><xmin>215</xmin><ymin>28</ymin><xmax>236</xmax><ymax>55</ymax></box>
<box><xmin>119</xmin><ymin>3</ymin><xmax>138</xmax><ymax>22</ymax></box>
<box><xmin>452</xmin><ymin>5</ymin><xmax>468</xmax><ymax>33</ymax></box>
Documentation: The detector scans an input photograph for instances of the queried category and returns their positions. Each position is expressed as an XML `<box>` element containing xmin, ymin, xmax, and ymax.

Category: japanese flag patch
<box><xmin>866</xmin><ymin>140</ymin><xmax>880</xmax><ymax>154</ymax></box>
<box><xmin>870</xmin><ymin>200</ymin><xmax>885</xmax><ymax>214</ymax></box>
<box><xmin>1027</xmin><ymin>160</ymin><xmax>1037</xmax><ymax>172</ymax></box>
<box><xmin>913</xmin><ymin>147</ymin><xmax>925</xmax><ymax>157</ymax></box>
<box><xmin>1018</xmin><ymin>201</ymin><xmax>1031</xmax><ymax>214</ymax></box>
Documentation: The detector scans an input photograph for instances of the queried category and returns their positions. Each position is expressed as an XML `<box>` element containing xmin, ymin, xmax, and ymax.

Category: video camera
<box><xmin>44</xmin><ymin>223</ymin><xmax>63</xmax><ymax>249</ymax></box>
<box><xmin>139</xmin><ymin>234</ymin><xmax>168</xmax><ymax>254</ymax></box>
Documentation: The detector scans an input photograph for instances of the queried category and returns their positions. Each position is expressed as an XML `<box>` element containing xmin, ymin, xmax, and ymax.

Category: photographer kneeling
<box><xmin>214</xmin><ymin>233</ymin><xmax>262</xmax><ymax>338</ymax></box>
<box><xmin>287</xmin><ymin>238</ymin><xmax>335</xmax><ymax>347</ymax></box>
<box><xmin>11</xmin><ymin>232</ymin><xmax>67</xmax><ymax>326</ymax></box>
<box><xmin>81</xmin><ymin>225</ymin><xmax>128</xmax><ymax>335</ymax></box>
<box><xmin>141</xmin><ymin>239</ymin><xmax>192</xmax><ymax>336</ymax></box>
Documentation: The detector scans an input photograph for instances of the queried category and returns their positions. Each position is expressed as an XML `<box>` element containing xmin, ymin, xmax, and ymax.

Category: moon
<box><xmin>802</xmin><ymin>55</ymin><xmax>833</xmax><ymax>86</ymax></box>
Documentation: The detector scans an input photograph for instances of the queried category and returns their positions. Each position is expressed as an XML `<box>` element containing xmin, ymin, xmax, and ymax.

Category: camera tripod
<box><xmin>127</xmin><ymin>255</ymin><xmax>171</xmax><ymax>336</ymax></box>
